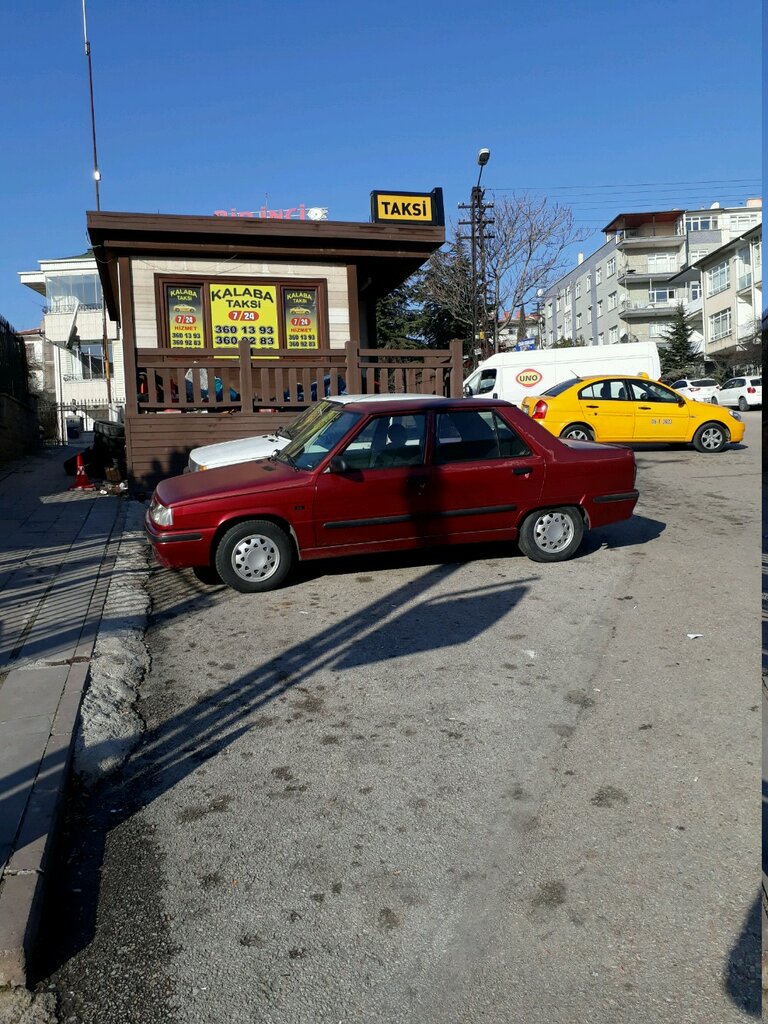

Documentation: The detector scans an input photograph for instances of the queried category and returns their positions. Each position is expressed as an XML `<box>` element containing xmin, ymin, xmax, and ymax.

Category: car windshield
<box><xmin>542</xmin><ymin>378</ymin><xmax>581</xmax><ymax>397</ymax></box>
<box><xmin>275</xmin><ymin>407</ymin><xmax>361</xmax><ymax>470</ymax></box>
<box><xmin>279</xmin><ymin>399</ymin><xmax>337</xmax><ymax>440</ymax></box>
<box><xmin>691</xmin><ymin>379</ymin><xmax>717</xmax><ymax>387</ymax></box>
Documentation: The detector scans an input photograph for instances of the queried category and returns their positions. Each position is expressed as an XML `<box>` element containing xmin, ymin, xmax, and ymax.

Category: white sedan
<box><xmin>186</xmin><ymin>394</ymin><xmax>450</xmax><ymax>471</ymax></box>
<box><xmin>711</xmin><ymin>376</ymin><xmax>762</xmax><ymax>411</ymax></box>
<box><xmin>669</xmin><ymin>377</ymin><xmax>720</xmax><ymax>402</ymax></box>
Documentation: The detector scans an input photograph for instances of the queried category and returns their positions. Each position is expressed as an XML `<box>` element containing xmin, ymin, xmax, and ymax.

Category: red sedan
<box><xmin>145</xmin><ymin>397</ymin><xmax>639</xmax><ymax>593</ymax></box>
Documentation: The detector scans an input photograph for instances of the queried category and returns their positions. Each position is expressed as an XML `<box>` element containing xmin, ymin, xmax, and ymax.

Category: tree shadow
<box><xmin>722</xmin><ymin>893</ymin><xmax>761</xmax><ymax>1017</ymax></box>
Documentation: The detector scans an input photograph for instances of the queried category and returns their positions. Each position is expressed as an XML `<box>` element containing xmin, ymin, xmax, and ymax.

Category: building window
<box><xmin>576</xmin><ymin>313</ymin><xmax>582</xmax><ymax>330</ymax></box>
<box><xmin>608</xmin><ymin>326</ymin><xmax>618</xmax><ymax>344</ymax></box>
<box><xmin>689</xmin><ymin>249</ymin><xmax>708</xmax><ymax>264</ymax></box>
<box><xmin>709</xmin><ymin>308</ymin><xmax>732</xmax><ymax>341</ymax></box>
<box><xmin>587</xmin><ymin>306</ymin><xmax>592</xmax><ymax>325</ymax></box>
<box><xmin>556</xmin><ymin>295</ymin><xmax>561</xmax><ymax>312</ymax></box>
<box><xmin>606</xmin><ymin>257</ymin><xmax>616</xmax><ymax>277</ymax></box>
<box><xmin>597</xmin><ymin>332</ymin><xmax>604</xmax><ymax>345</ymax></box>
<box><xmin>648</xmin><ymin>321</ymin><xmax>671</xmax><ymax>338</ymax></box>
<box><xmin>685</xmin><ymin>214</ymin><xmax>718</xmax><ymax>232</ymax></box>
<box><xmin>690</xmin><ymin>280</ymin><xmax>701</xmax><ymax>301</ymax></box>
<box><xmin>597</xmin><ymin>299</ymin><xmax>603</xmax><ymax>317</ymax></box>
<box><xmin>565</xmin><ymin>285</ymin><xmax>571</xmax><ymax>301</ymax></box>
<box><xmin>575</xmin><ymin>281</ymin><xmax>581</xmax><ymax>299</ymax></box>
<box><xmin>595</xmin><ymin>266</ymin><xmax>602</xmax><ymax>285</ymax></box>
<box><xmin>647</xmin><ymin>253</ymin><xmax>677</xmax><ymax>273</ymax></box>
<box><xmin>706</xmin><ymin>260</ymin><xmax>730</xmax><ymax>296</ymax></box>
<box><xmin>754</xmin><ymin>240</ymin><xmax>762</xmax><ymax>267</ymax></box>
<box><xmin>649</xmin><ymin>288</ymin><xmax>676</xmax><ymax>304</ymax></box>
<box><xmin>607</xmin><ymin>291</ymin><xmax>618</xmax><ymax>311</ymax></box>
<box><xmin>729</xmin><ymin>213</ymin><xmax>759</xmax><ymax>232</ymax></box>
<box><xmin>564</xmin><ymin>313</ymin><xmax>572</xmax><ymax>335</ymax></box>
<box><xmin>586</xmin><ymin>274</ymin><xmax>592</xmax><ymax>290</ymax></box>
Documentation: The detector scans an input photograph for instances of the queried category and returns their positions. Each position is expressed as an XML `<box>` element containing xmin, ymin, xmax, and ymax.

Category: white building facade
<box><xmin>540</xmin><ymin>201</ymin><xmax>762</xmax><ymax>352</ymax></box>
<box><xmin>19</xmin><ymin>252</ymin><xmax>124</xmax><ymax>439</ymax></box>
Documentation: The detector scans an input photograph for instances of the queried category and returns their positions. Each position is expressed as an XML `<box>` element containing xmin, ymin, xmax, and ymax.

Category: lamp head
<box><xmin>477</xmin><ymin>148</ymin><xmax>491</xmax><ymax>166</ymax></box>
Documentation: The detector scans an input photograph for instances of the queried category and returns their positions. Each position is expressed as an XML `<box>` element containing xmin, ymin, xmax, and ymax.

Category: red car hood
<box><xmin>155</xmin><ymin>458</ymin><xmax>305</xmax><ymax>508</ymax></box>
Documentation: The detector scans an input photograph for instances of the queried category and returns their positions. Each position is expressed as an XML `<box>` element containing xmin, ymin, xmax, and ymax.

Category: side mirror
<box><xmin>677</xmin><ymin>397</ymin><xmax>686</xmax><ymax>406</ymax></box>
<box><xmin>463</xmin><ymin>384</ymin><xmax>472</xmax><ymax>398</ymax></box>
<box><xmin>328</xmin><ymin>455</ymin><xmax>350</xmax><ymax>474</ymax></box>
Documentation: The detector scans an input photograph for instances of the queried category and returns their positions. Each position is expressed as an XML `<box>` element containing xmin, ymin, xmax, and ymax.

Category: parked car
<box><xmin>146</xmin><ymin>397</ymin><xmax>640</xmax><ymax>593</ymax></box>
<box><xmin>186</xmin><ymin>393</ymin><xmax>447</xmax><ymax>471</ymax></box>
<box><xmin>519</xmin><ymin>375</ymin><xmax>745</xmax><ymax>452</ymax></box>
<box><xmin>711</xmin><ymin>376</ymin><xmax>762</xmax><ymax>411</ymax></box>
<box><xmin>669</xmin><ymin>377</ymin><xmax>719</xmax><ymax>402</ymax></box>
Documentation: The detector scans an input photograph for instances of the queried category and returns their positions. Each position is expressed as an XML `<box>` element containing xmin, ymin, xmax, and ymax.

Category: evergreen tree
<box><xmin>659</xmin><ymin>303</ymin><xmax>701</xmax><ymax>378</ymax></box>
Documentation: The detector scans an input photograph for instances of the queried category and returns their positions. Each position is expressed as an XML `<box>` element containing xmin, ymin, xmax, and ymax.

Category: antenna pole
<box><xmin>82</xmin><ymin>0</ymin><xmax>101</xmax><ymax>210</ymax></box>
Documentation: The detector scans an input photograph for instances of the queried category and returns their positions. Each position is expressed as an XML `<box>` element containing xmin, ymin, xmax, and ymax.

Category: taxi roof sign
<box><xmin>371</xmin><ymin>188</ymin><xmax>444</xmax><ymax>226</ymax></box>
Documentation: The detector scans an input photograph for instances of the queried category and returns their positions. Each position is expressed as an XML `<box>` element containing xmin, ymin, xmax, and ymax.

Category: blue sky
<box><xmin>1</xmin><ymin>0</ymin><xmax>763</xmax><ymax>330</ymax></box>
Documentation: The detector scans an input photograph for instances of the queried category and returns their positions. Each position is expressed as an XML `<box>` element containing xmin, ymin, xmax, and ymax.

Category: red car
<box><xmin>145</xmin><ymin>397</ymin><xmax>639</xmax><ymax>593</ymax></box>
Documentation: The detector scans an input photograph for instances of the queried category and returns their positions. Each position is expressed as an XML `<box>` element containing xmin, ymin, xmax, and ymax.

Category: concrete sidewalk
<box><xmin>0</xmin><ymin>441</ymin><xmax>129</xmax><ymax>986</ymax></box>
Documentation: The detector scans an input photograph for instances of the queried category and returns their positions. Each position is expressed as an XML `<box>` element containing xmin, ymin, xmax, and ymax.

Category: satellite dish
<box><xmin>710</xmin><ymin>202</ymin><xmax>721</xmax><ymax>209</ymax></box>
<box><xmin>66</xmin><ymin>299</ymin><xmax>80</xmax><ymax>349</ymax></box>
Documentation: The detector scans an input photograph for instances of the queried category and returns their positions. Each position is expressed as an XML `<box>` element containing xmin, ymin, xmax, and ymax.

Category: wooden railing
<box><xmin>133</xmin><ymin>339</ymin><xmax>463</xmax><ymax>413</ymax></box>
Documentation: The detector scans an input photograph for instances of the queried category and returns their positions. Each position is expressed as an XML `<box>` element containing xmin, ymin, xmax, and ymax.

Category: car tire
<box><xmin>738</xmin><ymin>397</ymin><xmax>749</xmax><ymax>412</ymax></box>
<box><xmin>517</xmin><ymin>506</ymin><xmax>585</xmax><ymax>563</ymax></box>
<box><xmin>710</xmin><ymin>396</ymin><xmax>718</xmax><ymax>404</ymax></box>
<box><xmin>559</xmin><ymin>423</ymin><xmax>595</xmax><ymax>442</ymax></box>
<box><xmin>692</xmin><ymin>422</ymin><xmax>728</xmax><ymax>453</ymax></box>
<box><xmin>215</xmin><ymin>519</ymin><xmax>295</xmax><ymax>593</ymax></box>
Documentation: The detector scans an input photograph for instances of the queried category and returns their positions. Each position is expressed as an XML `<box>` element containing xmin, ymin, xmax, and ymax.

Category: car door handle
<box><xmin>513</xmin><ymin>466</ymin><xmax>534</xmax><ymax>475</ymax></box>
<box><xmin>638</xmin><ymin>405</ymin><xmax>652</xmax><ymax>410</ymax></box>
<box><xmin>585</xmin><ymin>404</ymin><xmax>599</xmax><ymax>409</ymax></box>
<box><xmin>406</xmin><ymin>476</ymin><xmax>428</xmax><ymax>489</ymax></box>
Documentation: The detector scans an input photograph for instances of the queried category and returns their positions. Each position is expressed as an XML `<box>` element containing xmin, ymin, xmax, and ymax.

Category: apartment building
<box><xmin>18</xmin><ymin>251</ymin><xmax>124</xmax><ymax>439</ymax></box>
<box><xmin>680</xmin><ymin>223</ymin><xmax>762</xmax><ymax>366</ymax></box>
<box><xmin>540</xmin><ymin>200</ymin><xmax>762</xmax><ymax>350</ymax></box>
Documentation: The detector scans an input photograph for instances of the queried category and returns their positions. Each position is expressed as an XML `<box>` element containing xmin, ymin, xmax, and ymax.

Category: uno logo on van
<box><xmin>516</xmin><ymin>369</ymin><xmax>542</xmax><ymax>387</ymax></box>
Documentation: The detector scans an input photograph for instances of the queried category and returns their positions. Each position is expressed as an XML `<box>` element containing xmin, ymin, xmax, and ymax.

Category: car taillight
<box><xmin>747</xmin><ymin>387</ymin><xmax>756</xmax><ymax>394</ymax></box>
<box><xmin>532</xmin><ymin>400</ymin><xmax>548</xmax><ymax>420</ymax></box>
<box><xmin>689</xmin><ymin>386</ymin><xmax>699</xmax><ymax>392</ymax></box>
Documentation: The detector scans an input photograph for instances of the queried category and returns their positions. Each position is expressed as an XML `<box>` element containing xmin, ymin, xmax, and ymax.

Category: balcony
<box><xmin>616</xmin><ymin>233</ymin><xmax>685</xmax><ymax>250</ymax></box>
<box><xmin>618</xmin><ymin>267</ymin><xmax>679</xmax><ymax>285</ymax></box>
<box><xmin>737</xmin><ymin>270</ymin><xmax>753</xmax><ymax>292</ymax></box>
<box><xmin>620</xmin><ymin>298</ymin><xmax>681</xmax><ymax>318</ymax></box>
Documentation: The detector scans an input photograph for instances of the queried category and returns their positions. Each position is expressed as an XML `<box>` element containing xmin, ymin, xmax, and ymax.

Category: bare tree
<box><xmin>418</xmin><ymin>195</ymin><xmax>584</xmax><ymax>358</ymax></box>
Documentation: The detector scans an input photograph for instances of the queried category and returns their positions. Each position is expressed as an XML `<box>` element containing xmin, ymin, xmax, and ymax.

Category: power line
<box><xmin>492</xmin><ymin>177</ymin><xmax>761</xmax><ymax>191</ymax></box>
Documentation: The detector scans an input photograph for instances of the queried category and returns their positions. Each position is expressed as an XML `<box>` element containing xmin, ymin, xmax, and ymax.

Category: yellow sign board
<box><xmin>209</xmin><ymin>282</ymin><xmax>279</xmax><ymax>353</ymax></box>
<box><xmin>370</xmin><ymin>188</ymin><xmax>444</xmax><ymax>225</ymax></box>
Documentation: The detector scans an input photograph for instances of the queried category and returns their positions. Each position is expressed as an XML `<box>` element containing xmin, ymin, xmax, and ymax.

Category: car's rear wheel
<box><xmin>518</xmin><ymin>507</ymin><xmax>584</xmax><ymax>563</ymax></box>
<box><xmin>710</xmin><ymin>396</ymin><xmax>718</xmax><ymax>404</ymax></box>
<box><xmin>215</xmin><ymin>519</ymin><xmax>294</xmax><ymax>593</ymax></box>
<box><xmin>692</xmin><ymin>422</ymin><xmax>728</xmax><ymax>453</ymax></box>
<box><xmin>738</xmin><ymin>396</ymin><xmax>749</xmax><ymax>411</ymax></box>
<box><xmin>559</xmin><ymin>423</ymin><xmax>594</xmax><ymax>442</ymax></box>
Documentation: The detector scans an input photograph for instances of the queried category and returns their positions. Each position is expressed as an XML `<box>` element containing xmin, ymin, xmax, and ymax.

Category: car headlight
<box><xmin>149</xmin><ymin>494</ymin><xmax>174</xmax><ymax>526</ymax></box>
<box><xmin>730</xmin><ymin>411</ymin><xmax>742</xmax><ymax>422</ymax></box>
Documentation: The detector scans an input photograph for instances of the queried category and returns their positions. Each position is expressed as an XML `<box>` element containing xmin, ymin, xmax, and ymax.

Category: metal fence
<box><xmin>0</xmin><ymin>315</ymin><xmax>30</xmax><ymax>402</ymax></box>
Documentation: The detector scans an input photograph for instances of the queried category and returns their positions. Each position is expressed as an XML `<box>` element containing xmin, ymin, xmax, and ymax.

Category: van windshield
<box><xmin>542</xmin><ymin>378</ymin><xmax>581</xmax><ymax>397</ymax></box>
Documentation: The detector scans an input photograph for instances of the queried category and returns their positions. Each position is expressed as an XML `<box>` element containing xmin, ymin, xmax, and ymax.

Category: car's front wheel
<box><xmin>692</xmin><ymin>422</ymin><xmax>728</xmax><ymax>453</ymax></box>
<box><xmin>215</xmin><ymin>519</ymin><xmax>295</xmax><ymax>593</ymax></box>
<box><xmin>517</xmin><ymin>507</ymin><xmax>585</xmax><ymax>563</ymax></box>
<box><xmin>710</xmin><ymin>396</ymin><xmax>718</xmax><ymax>404</ymax></box>
<box><xmin>559</xmin><ymin>423</ymin><xmax>595</xmax><ymax>442</ymax></box>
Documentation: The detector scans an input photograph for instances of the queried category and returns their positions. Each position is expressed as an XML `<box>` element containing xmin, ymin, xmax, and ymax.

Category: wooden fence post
<box><xmin>345</xmin><ymin>340</ymin><xmax>362</xmax><ymax>394</ymax></box>
<box><xmin>450</xmin><ymin>339</ymin><xmax>464</xmax><ymax>397</ymax></box>
<box><xmin>238</xmin><ymin>338</ymin><xmax>253</xmax><ymax>409</ymax></box>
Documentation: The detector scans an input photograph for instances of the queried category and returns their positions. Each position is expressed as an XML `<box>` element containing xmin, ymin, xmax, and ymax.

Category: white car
<box><xmin>186</xmin><ymin>394</ymin><xmax>449</xmax><ymax>471</ymax></box>
<box><xmin>711</xmin><ymin>376</ymin><xmax>762</xmax><ymax>411</ymax></box>
<box><xmin>669</xmin><ymin>377</ymin><xmax>719</xmax><ymax>402</ymax></box>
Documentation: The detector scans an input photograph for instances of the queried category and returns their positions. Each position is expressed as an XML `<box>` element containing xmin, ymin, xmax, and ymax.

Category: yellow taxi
<box><xmin>520</xmin><ymin>374</ymin><xmax>745</xmax><ymax>452</ymax></box>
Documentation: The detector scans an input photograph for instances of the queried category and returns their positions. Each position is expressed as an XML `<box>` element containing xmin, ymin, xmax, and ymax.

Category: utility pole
<box><xmin>458</xmin><ymin>149</ymin><xmax>494</xmax><ymax>365</ymax></box>
<box><xmin>81</xmin><ymin>0</ymin><xmax>112</xmax><ymax>406</ymax></box>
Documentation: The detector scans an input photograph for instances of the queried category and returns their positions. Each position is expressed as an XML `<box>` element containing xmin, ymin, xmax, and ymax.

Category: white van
<box><xmin>463</xmin><ymin>342</ymin><xmax>661</xmax><ymax>407</ymax></box>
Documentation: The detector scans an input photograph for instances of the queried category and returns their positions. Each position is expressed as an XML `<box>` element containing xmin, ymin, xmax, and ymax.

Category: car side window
<box><xmin>340</xmin><ymin>414</ymin><xmax>427</xmax><ymax>470</ymax></box>
<box><xmin>733</xmin><ymin>378</ymin><xmax>745</xmax><ymax>388</ymax></box>
<box><xmin>579</xmin><ymin>379</ymin><xmax>627</xmax><ymax>401</ymax></box>
<box><xmin>435</xmin><ymin>410</ymin><xmax>530</xmax><ymax>464</ymax></box>
<box><xmin>671</xmin><ymin>380</ymin><xmax>686</xmax><ymax>390</ymax></box>
<box><xmin>628</xmin><ymin>381</ymin><xmax>679</xmax><ymax>403</ymax></box>
<box><xmin>477</xmin><ymin>369</ymin><xmax>497</xmax><ymax>395</ymax></box>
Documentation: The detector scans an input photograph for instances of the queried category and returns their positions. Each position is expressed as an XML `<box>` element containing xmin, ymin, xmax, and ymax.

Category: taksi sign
<box><xmin>516</xmin><ymin>369</ymin><xmax>543</xmax><ymax>387</ymax></box>
<box><xmin>370</xmin><ymin>188</ymin><xmax>444</xmax><ymax>225</ymax></box>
